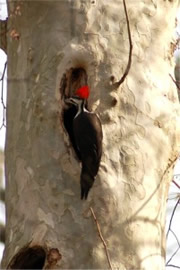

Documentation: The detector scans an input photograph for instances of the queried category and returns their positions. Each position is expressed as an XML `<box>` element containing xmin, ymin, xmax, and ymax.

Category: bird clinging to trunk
<box><xmin>65</xmin><ymin>86</ymin><xmax>103</xmax><ymax>199</ymax></box>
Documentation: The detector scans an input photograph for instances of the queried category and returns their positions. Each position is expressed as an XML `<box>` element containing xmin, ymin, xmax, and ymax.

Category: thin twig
<box><xmin>171</xmin><ymin>230</ymin><xmax>180</xmax><ymax>249</ymax></box>
<box><xmin>166</xmin><ymin>246</ymin><xmax>180</xmax><ymax>266</ymax></box>
<box><xmin>166</xmin><ymin>198</ymin><xmax>180</xmax><ymax>240</ymax></box>
<box><xmin>0</xmin><ymin>61</ymin><xmax>7</xmax><ymax>81</ymax></box>
<box><xmin>0</xmin><ymin>61</ymin><xmax>7</xmax><ymax>129</ymax></box>
<box><xmin>114</xmin><ymin>0</ymin><xmax>133</xmax><ymax>87</ymax></box>
<box><xmin>169</xmin><ymin>74</ymin><xmax>180</xmax><ymax>91</ymax></box>
<box><xmin>166</xmin><ymin>264</ymin><xmax>180</xmax><ymax>269</ymax></box>
<box><xmin>166</xmin><ymin>195</ymin><xmax>180</xmax><ymax>267</ymax></box>
<box><xmin>172</xmin><ymin>180</ymin><xmax>180</xmax><ymax>189</ymax></box>
<box><xmin>90</xmin><ymin>207</ymin><xmax>113</xmax><ymax>270</ymax></box>
<box><xmin>166</xmin><ymin>229</ymin><xmax>180</xmax><ymax>266</ymax></box>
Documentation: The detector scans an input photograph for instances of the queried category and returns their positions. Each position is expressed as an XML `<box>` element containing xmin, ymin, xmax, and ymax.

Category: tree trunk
<box><xmin>2</xmin><ymin>0</ymin><xmax>180</xmax><ymax>269</ymax></box>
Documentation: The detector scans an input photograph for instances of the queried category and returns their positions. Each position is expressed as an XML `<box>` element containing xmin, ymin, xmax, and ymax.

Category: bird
<box><xmin>65</xmin><ymin>86</ymin><xmax>103</xmax><ymax>199</ymax></box>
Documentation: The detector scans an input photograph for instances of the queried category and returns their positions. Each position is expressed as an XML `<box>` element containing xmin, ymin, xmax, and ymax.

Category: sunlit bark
<box><xmin>2</xmin><ymin>1</ymin><xmax>180</xmax><ymax>269</ymax></box>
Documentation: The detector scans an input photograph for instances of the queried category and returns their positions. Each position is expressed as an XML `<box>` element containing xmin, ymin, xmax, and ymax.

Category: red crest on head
<box><xmin>75</xmin><ymin>85</ymin><xmax>90</xmax><ymax>99</ymax></box>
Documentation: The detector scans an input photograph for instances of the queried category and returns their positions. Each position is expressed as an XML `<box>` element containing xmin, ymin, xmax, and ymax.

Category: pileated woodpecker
<box><xmin>65</xmin><ymin>86</ymin><xmax>103</xmax><ymax>199</ymax></box>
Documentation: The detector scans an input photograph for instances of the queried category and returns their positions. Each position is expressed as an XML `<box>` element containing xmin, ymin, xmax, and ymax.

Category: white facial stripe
<box><xmin>69</xmin><ymin>97</ymin><xmax>82</xmax><ymax>106</ymax></box>
<box><xmin>66</xmin><ymin>97</ymin><xmax>93</xmax><ymax>118</ymax></box>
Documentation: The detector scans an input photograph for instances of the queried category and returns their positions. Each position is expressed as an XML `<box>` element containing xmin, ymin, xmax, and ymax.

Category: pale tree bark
<box><xmin>2</xmin><ymin>0</ymin><xmax>180</xmax><ymax>269</ymax></box>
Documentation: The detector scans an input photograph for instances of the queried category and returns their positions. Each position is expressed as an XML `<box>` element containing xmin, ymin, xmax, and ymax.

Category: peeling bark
<box><xmin>2</xmin><ymin>0</ymin><xmax>180</xmax><ymax>269</ymax></box>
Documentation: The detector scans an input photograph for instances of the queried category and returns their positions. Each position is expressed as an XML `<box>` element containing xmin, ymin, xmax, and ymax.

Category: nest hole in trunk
<box><xmin>9</xmin><ymin>246</ymin><xmax>46</xmax><ymax>269</ymax></box>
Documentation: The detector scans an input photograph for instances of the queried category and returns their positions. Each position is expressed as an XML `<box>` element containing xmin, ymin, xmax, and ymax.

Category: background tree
<box><xmin>1</xmin><ymin>0</ymin><xmax>180</xmax><ymax>269</ymax></box>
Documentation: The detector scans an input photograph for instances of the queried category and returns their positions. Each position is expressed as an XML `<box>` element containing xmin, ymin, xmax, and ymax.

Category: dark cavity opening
<box><xmin>60</xmin><ymin>67</ymin><xmax>87</xmax><ymax>99</ymax></box>
<box><xmin>9</xmin><ymin>246</ymin><xmax>46</xmax><ymax>269</ymax></box>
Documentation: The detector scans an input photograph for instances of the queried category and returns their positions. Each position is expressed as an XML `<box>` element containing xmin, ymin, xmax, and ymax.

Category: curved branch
<box><xmin>166</xmin><ymin>198</ymin><xmax>180</xmax><ymax>240</ymax></box>
<box><xmin>114</xmin><ymin>0</ymin><xmax>133</xmax><ymax>87</ymax></box>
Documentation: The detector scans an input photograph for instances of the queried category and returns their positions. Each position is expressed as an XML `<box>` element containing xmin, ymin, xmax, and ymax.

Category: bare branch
<box><xmin>172</xmin><ymin>180</ymin><xmax>180</xmax><ymax>189</ymax></box>
<box><xmin>169</xmin><ymin>74</ymin><xmax>180</xmax><ymax>91</ymax></box>
<box><xmin>166</xmin><ymin>265</ymin><xmax>180</xmax><ymax>269</ymax></box>
<box><xmin>171</xmin><ymin>230</ymin><xmax>180</xmax><ymax>249</ymax></box>
<box><xmin>0</xmin><ymin>61</ymin><xmax>7</xmax><ymax>129</ymax></box>
<box><xmin>0</xmin><ymin>61</ymin><xmax>7</xmax><ymax>81</ymax></box>
<box><xmin>166</xmin><ymin>238</ymin><xmax>180</xmax><ymax>266</ymax></box>
<box><xmin>166</xmin><ymin>197</ymin><xmax>180</xmax><ymax>267</ymax></box>
<box><xmin>166</xmin><ymin>198</ymin><xmax>180</xmax><ymax>240</ymax></box>
<box><xmin>114</xmin><ymin>0</ymin><xmax>133</xmax><ymax>87</ymax></box>
<box><xmin>90</xmin><ymin>207</ymin><xmax>113</xmax><ymax>270</ymax></box>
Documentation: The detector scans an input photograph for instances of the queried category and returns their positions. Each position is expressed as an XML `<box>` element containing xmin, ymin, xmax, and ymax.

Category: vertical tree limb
<box><xmin>0</xmin><ymin>61</ymin><xmax>7</xmax><ymax>129</ymax></box>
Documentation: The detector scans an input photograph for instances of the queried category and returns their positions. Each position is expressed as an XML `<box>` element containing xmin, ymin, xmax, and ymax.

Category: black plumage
<box><xmin>66</xmin><ymin>97</ymin><xmax>102</xmax><ymax>199</ymax></box>
<box><xmin>73</xmin><ymin>107</ymin><xmax>102</xmax><ymax>199</ymax></box>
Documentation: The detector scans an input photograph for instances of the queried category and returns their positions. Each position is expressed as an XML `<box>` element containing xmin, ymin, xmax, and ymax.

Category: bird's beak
<box><xmin>65</xmin><ymin>97</ymin><xmax>77</xmax><ymax>105</ymax></box>
<box><xmin>65</xmin><ymin>97</ymin><xmax>72</xmax><ymax>104</ymax></box>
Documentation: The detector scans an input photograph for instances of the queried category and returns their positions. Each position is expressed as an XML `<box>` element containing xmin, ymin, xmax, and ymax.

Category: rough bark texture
<box><xmin>2</xmin><ymin>0</ymin><xmax>180</xmax><ymax>269</ymax></box>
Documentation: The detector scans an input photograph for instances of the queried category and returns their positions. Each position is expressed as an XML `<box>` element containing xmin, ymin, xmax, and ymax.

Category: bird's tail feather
<box><xmin>80</xmin><ymin>169</ymin><xmax>94</xmax><ymax>200</ymax></box>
